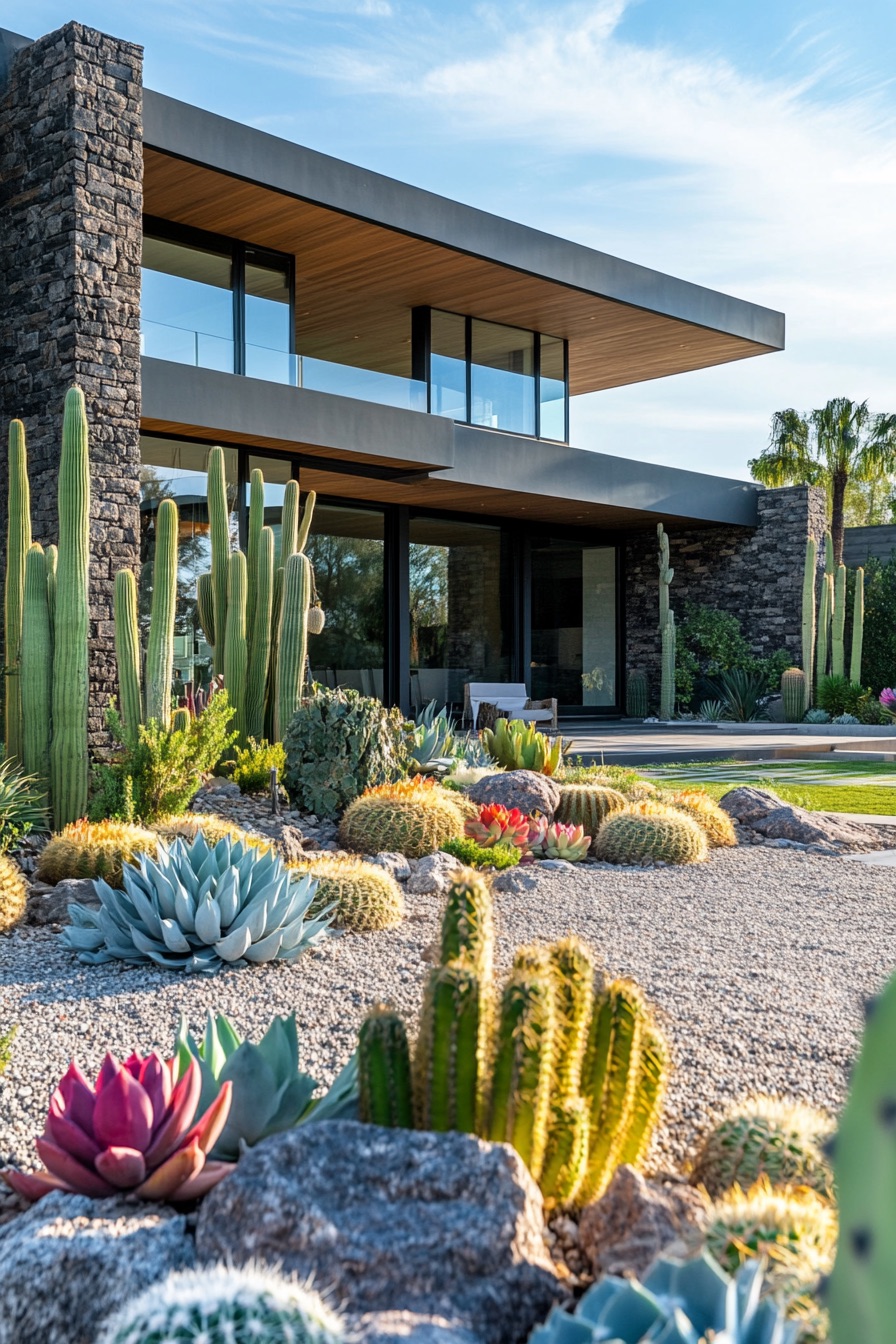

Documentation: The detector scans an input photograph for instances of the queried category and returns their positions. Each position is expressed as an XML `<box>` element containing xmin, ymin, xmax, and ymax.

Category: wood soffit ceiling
<box><xmin>143</xmin><ymin>149</ymin><xmax>776</xmax><ymax>395</ymax></box>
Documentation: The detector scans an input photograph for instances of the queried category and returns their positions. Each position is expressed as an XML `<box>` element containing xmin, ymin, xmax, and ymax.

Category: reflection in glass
<box><xmin>244</xmin><ymin>250</ymin><xmax>293</xmax><ymax>383</ymax></box>
<box><xmin>430</xmin><ymin>310</ymin><xmax>466</xmax><ymax>420</ymax></box>
<box><xmin>141</xmin><ymin>236</ymin><xmax>234</xmax><ymax>373</ymax></box>
<box><xmin>244</xmin><ymin>454</ymin><xmax>295</xmax><ymax>565</ymax></box>
<box><xmin>471</xmin><ymin>319</ymin><xmax>535</xmax><ymax>435</ymax></box>
<box><xmin>139</xmin><ymin>436</ymin><xmax>239</xmax><ymax>687</ymax></box>
<box><xmin>539</xmin><ymin>334</ymin><xmax>566</xmax><ymax>441</ymax></box>
<box><xmin>305</xmin><ymin>506</ymin><xmax>385</xmax><ymax>700</ymax></box>
<box><xmin>409</xmin><ymin>517</ymin><xmax>512</xmax><ymax>711</ymax></box>
<box><xmin>530</xmin><ymin>540</ymin><xmax>616</xmax><ymax>708</ymax></box>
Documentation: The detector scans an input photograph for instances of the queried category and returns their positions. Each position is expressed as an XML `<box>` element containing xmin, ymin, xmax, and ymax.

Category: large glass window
<box><xmin>141</xmin><ymin>236</ymin><xmax>234</xmax><ymax>372</ymax></box>
<box><xmin>244</xmin><ymin>250</ymin><xmax>293</xmax><ymax>384</ymax></box>
<box><xmin>430</xmin><ymin>310</ymin><xmax>467</xmax><ymax>421</ymax></box>
<box><xmin>530</xmin><ymin>540</ymin><xmax>617</xmax><ymax>709</ymax></box>
<box><xmin>305</xmin><ymin>507</ymin><xmax>386</xmax><ymax>700</ymax></box>
<box><xmin>539</xmin><ymin>335</ymin><xmax>567</xmax><ymax>442</ymax></box>
<box><xmin>409</xmin><ymin>517</ymin><xmax>512</xmax><ymax>712</ymax></box>
<box><xmin>471</xmin><ymin>320</ymin><xmax>535</xmax><ymax>435</ymax></box>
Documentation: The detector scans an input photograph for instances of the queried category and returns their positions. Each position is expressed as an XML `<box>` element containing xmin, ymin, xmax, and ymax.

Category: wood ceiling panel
<box><xmin>144</xmin><ymin>149</ymin><xmax>773</xmax><ymax>394</ymax></box>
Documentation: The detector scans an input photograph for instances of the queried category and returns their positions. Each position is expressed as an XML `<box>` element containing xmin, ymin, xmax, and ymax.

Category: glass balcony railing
<box><xmin>140</xmin><ymin>320</ymin><xmax>427</xmax><ymax>414</ymax></box>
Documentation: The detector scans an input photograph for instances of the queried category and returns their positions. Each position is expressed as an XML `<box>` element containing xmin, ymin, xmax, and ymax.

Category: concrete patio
<box><xmin>561</xmin><ymin>720</ymin><xmax>896</xmax><ymax>765</ymax></box>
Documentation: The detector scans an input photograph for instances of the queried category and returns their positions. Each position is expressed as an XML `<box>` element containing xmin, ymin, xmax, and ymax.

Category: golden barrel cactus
<box><xmin>594</xmin><ymin>802</ymin><xmax>708</xmax><ymax>866</ymax></box>
<box><xmin>36</xmin><ymin>819</ymin><xmax>159</xmax><ymax>889</ymax></box>
<box><xmin>289</xmin><ymin>855</ymin><xmax>405</xmax><ymax>932</ymax></box>
<box><xmin>339</xmin><ymin>778</ymin><xmax>465</xmax><ymax>859</ymax></box>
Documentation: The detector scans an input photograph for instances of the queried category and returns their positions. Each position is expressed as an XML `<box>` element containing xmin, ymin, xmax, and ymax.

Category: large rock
<box><xmin>26</xmin><ymin>877</ymin><xmax>99</xmax><ymax>927</ymax></box>
<box><xmin>720</xmin><ymin>786</ymin><xmax>889</xmax><ymax>851</ymax></box>
<box><xmin>196</xmin><ymin>1122</ymin><xmax>561</xmax><ymax>1344</ymax></box>
<box><xmin>0</xmin><ymin>1191</ymin><xmax>194</xmax><ymax>1344</ymax></box>
<box><xmin>466</xmin><ymin>771</ymin><xmax>560</xmax><ymax>819</ymax></box>
<box><xmin>578</xmin><ymin>1165</ymin><xmax>708</xmax><ymax>1279</ymax></box>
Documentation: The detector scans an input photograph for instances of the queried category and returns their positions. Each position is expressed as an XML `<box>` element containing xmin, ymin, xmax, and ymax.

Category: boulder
<box><xmin>0</xmin><ymin>1191</ymin><xmax>194</xmax><ymax>1344</ymax></box>
<box><xmin>26</xmin><ymin>877</ymin><xmax>99</xmax><ymax>927</ymax></box>
<box><xmin>466</xmin><ymin>771</ymin><xmax>560</xmax><ymax>819</ymax></box>
<box><xmin>578</xmin><ymin>1165</ymin><xmax>709</xmax><ymax>1280</ymax></box>
<box><xmin>196</xmin><ymin>1122</ymin><xmax>561</xmax><ymax>1344</ymax></box>
<box><xmin>406</xmin><ymin>851</ymin><xmax>464</xmax><ymax>895</ymax></box>
<box><xmin>351</xmin><ymin>1312</ymin><xmax>483</xmax><ymax>1344</ymax></box>
<box><xmin>274</xmin><ymin>824</ymin><xmax>307</xmax><ymax>865</ymax></box>
<box><xmin>720</xmin><ymin>786</ymin><xmax>888</xmax><ymax>851</ymax></box>
<box><xmin>371</xmin><ymin>852</ymin><xmax>413</xmax><ymax>882</ymax></box>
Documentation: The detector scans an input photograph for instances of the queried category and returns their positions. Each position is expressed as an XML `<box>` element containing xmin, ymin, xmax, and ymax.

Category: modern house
<box><xmin>0</xmin><ymin>21</ymin><xmax>822</xmax><ymax>737</ymax></box>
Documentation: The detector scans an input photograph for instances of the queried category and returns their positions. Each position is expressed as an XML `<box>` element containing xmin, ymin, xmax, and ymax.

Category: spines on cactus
<box><xmin>358</xmin><ymin>1006</ymin><xmax>414</xmax><ymax>1128</ymax></box>
<box><xmin>832</xmin><ymin>561</ymin><xmax>847</xmax><ymax>678</ymax></box>
<box><xmin>659</xmin><ymin>611</ymin><xmax>676</xmax><ymax>720</ymax></box>
<box><xmin>196</xmin><ymin>570</ymin><xmax>215</xmax><ymax>647</ymax></box>
<box><xmin>616</xmin><ymin>1021</ymin><xmax>669</xmax><ymax>1167</ymax></box>
<box><xmin>440</xmin><ymin>868</ymin><xmax>495</xmax><ymax>976</ymax></box>
<box><xmin>781</xmin><ymin>667</ymin><xmax>806</xmax><ymax>723</ymax></box>
<box><xmin>549</xmin><ymin>936</ymin><xmax>596</xmax><ymax>1098</ymax></box>
<box><xmin>415</xmin><ymin>960</ymin><xmax>483</xmax><ymax>1133</ymax></box>
<box><xmin>113</xmin><ymin>568</ymin><xmax>142</xmax><ymax>743</ymax></box>
<box><xmin>578</xmin><ymin>979</ymin><xmax>649</xmax><ymax>1204</ymax></box>
<box><xmin>207</xmin><ymin>445</ymin><xmax>230</xmax><ymax>675</ymax></box>
<box><xmin>851</xmin><ymin>565</ymin><xmax>865</xmax><ymax>684</ymax></box>
<box><xmin>224</xmin><ymin>551</ymin><xmax>248</xmax><ymax>747</ymax></box>
<box><xmin>486</xmin><ymin>962</ymin><xmax>556</xmax><ymax>1179</ymax></box>
<box><xmin>296</xmin><ymin>487</ymin><xmax>317</xmax><ymax>554</ymax></box>
<box><xmin>20</xmin><ymin>545</ymin><xmax>51</xmax><ymax>785</ymax></box>
<box><xmin>246</xmin><ymin>524</ymin><xmax>274</xmax><ymax>743</ymax></box>
<box><xmin>539</xmin><ymin>1096</ymin><xmax>590</xmax><ymax>1208</ymax></box>
<box><xmin>276</xmin><ymin>551</ymin><xmax>311</xmax><ymax>741</ymax></box>
<box><xmin>0</xmin><ymin>853</ymin><xmax>27</xmax><ymax>933</ymax></box>
<box><xmin>5</xmin><ymin>418</ymin><xmax>31</xmax><ymax>766</ymax></box>
<box><xmin>816</xmin><ymin>568</ymin><xmax>832</xmax><ymax>697</ymax></box>
<box><xmin>281</xmin><ymin>479</ymin><xmax>300</xmax><ymax>562</ymax></box>
<box><xmin>625</xmin><ymin>668</ymin><xmax>648</xmax><ymax>717</ymax></box>
<box><xmin>555</xmin><ymin>783</ymin><xmax>625</xmax><ymax>843</ymax></box>
<box><xmin>50</xmin><ymin>387</ymin><xmax>91</xmax><ymax>829</ymax></box>
<box><xmin>145</xmin><ymin>498</ymin><xmax>178</xmax><ymax>729</ymax></box>
<box><xmin>690</xmin><ymin>1094</ymin><xmax>835</xmax><ymax>1200</ymax></box>
<box><xmin>45</xmin><ymin>544</ymin><xmax>57</xmax><ymax>633</ymax></box>
<box><xmin>801</xmin><ymin>535</ymin><xmax>817</xmax><ymax>711</ymax></box>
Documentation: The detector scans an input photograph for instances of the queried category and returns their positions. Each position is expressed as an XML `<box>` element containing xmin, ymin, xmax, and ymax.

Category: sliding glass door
<box><xmin>530</xmin><ymin>539</ymin><xmax>618</xmax><ymax>711</ymax></box>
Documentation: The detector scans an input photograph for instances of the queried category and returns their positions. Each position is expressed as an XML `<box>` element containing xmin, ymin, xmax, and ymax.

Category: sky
<box><xmin>10</xmin><ymin>0</ymin><xmax>896</xmax><ymax>481</ymax></box>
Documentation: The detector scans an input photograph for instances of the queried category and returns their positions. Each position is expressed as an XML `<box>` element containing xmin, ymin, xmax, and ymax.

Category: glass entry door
<box><xmin>530</xmin><ymin>539</ymin><xmax>618</xmax><ymax>712</ymax></box>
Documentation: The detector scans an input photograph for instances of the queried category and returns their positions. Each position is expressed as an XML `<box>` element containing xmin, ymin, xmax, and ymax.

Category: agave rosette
<box><xmin>464</xmin><ymin>803</ymin><xmax>530</xmax><ymax>850</ymax></box>
<box><xmin>62</xmin><ymin>833</ymin><xmax>334</xmax><ymax>974</ymax></box>
<box><xmin>3</xmin><ymin>1050</ymin><xmax>233</xmax><ymax>1203</ymax></box>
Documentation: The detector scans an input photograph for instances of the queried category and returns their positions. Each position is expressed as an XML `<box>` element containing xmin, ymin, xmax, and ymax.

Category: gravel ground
<box><xmin>1</xmin><ymin>846</ymin><xmax>895</xmax><ymax>1179</ymax></box>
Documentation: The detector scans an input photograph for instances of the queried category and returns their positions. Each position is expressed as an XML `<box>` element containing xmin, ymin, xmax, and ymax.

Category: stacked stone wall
<box><xmin>0</xmin><ymin>21</ymin><xmax>143</xmax><ymax>745</ymax></box>
<box><xmin>624</xmin><ymin>485</ymin><xmax>828</xmax><ymax>706</ymax></box>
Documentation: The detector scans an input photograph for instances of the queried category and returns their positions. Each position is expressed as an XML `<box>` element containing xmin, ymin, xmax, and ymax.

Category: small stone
<box><xmin>204</xmin><ymin>778</ymin><xmax>242</xmax><ymax>798</ymax></box>
<box><xmin>407</xmin><ymin>852</ymin><xmax>464</xmax><ymax>895</ymax></box>
<box><xmin>371</xmin><ymin>853</ymin><xmax>413</xmax><ymax>882</ymax></box>
<box><xmin>578</xmin><ymin>1166</ymin><xmax>709</xmax><ymax>1280</ymax></box>
<box><xmin>537</xmin><ymin>860</ymin><xmax>575</xmax><ymax>872</ymax></box>
<box><xmin>492</xmin><ymin>868</ymin><xmax>539</xmax><ymax>895</ymax></box>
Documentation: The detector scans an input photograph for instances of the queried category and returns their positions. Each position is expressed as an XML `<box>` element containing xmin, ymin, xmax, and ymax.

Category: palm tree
<box><xmin>749</xmin><ymin>398</ymin><xmax>896</xmax><ymax>564</ymax></box>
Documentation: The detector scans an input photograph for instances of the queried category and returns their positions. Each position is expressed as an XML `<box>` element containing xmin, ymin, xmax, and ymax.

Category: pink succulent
<box><xmin>3</xmin><ymin>1050</ymin><xmax>234</xmax><ymax>1204</ymax></box>
<box><xmin>880</xmin><ymin>688</ymin><xmax>896</xmax><ymax>714</ymax></box>
<box><xmin>529</xmin><ymin>820</ymin><xmax>591</xmax><ymax>862</ymax></box>
<box><xmin>465</xmin><ymin>803</ymin><xmax>531</xmax><ymax>850</ymax></box>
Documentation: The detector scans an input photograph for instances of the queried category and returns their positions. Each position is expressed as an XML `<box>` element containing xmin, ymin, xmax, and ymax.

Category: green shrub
<box><xmin>0</xmin><ymin>1024</ymin><xmax>15</xmax><ymax>1074</ymax></box>
<box><xmin>859</xmin><ymin>554</ymin><xmax>896</xmax><ymax>693</ymax></box>
<box><xmin>441</xmin><ymin>836</ymin><xmax>521</xmax><ymax>869</ymax></box>
<box><xmin>283</xmin><ymin>685</ymin><xmax>406</xmax><ymax>820</ymax></box>
<box><xmin>90</xmin><ymin>694</ymin><xmax>237</xmax><ymax>824</ymax></box>
<box><xmin>817</xmin><ymin>674</ymin><xmax>863</xmax><ymax>717</ymax></box>
<box><xmin>0</xmin><ymin>759</ymin><xmax>48</xmax><ymax>850</ymax></box>
<box><xmin>676</xmin><ymin>604</ymin><xmax>791</xmax><ymax>710</ymax></box>
<box><xmin>231</xmin><ymin>737</ymin><xmax>286</xmax><ymax>794</ymax></box>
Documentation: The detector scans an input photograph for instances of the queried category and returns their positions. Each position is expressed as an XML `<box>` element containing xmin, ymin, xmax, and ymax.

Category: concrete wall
<box><xmin>0</xmin><ymin>22</ymin><xmax>143</xmax><ymax>744</ymax></box>
<box><xmin>624</xmin><ymin>484</ymin><xmax>828</xmax><ymax>706</ymax></box>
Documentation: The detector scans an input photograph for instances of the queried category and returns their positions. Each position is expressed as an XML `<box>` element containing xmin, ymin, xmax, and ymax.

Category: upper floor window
<box><xmin>420</xmin><ymin>308</ymin><xmax>568</xmax><ymax>441</ymax></box>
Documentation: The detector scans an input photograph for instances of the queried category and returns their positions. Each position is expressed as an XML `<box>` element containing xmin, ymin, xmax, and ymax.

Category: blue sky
<box><xmin>15</xmin><ymin>0</ymin><xmax>896</xmax><ymax>480</ymax></box>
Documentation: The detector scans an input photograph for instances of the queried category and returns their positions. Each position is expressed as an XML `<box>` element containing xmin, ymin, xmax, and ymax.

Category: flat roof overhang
<box><xmin>142</xmin><ymin>358</ymin><xmax>759</xmax><ymax>530</ymax></box>
<box><xmin>142</xmin><ymin>89</ymin><xmax>784</xmax><ymax>394</ymax></box>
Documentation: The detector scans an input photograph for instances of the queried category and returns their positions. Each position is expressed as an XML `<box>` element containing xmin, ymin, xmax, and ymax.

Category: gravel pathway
<box><xmin>1</xmin><ymin>847</ymin><xmax>894</xmax><ymax>1177</ymax></box>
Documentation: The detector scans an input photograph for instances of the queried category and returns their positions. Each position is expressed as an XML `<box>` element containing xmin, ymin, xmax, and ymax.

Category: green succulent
<box><xmin>62</xmin><ymin>834</ymin><xmax>334</xmax><ymax>974</ymax></box>
<box><xmin>407</xmin><ymin>699</ymin><xmax>455</xmax><ymax>771</ymax></box>
<box><xmin>481</xmin><ymin>718</ymin><xmax>564</xmax><ymax>775</ymax></box>
<box><xmin>282</xmin><ymin>685</ymin><xmax>406</xmax><ymax>819</ymax></box>
<box><xmin>529</xmin><ymin>1251</ymin><xmax>798</xmax><ymax>1343</ymax></box>
<box><xmin>440</xmin><ymin>836</ymin><xmax>520</xmax><ymax>869</ymax></box>
<box><xmin>174</xmin><ymin>1011</ymin><xmax>358</xmax><ymax>1162</ymax></box>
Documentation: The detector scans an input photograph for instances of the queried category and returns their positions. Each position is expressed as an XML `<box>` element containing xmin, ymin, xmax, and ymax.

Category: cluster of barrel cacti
<box><xmin>195</xmin><ymin>450</ymin><xmax>321</xmax><ymax>747</ymax></box>
<box><xmin>794</xmin><ymin>530</ymin><xmax>865</xmax><ymax>714</ymax></box>
<box><xmin>554</xmin><ymin>783</ymin><xmax>626</xmax><ymax>848</ymax></box>
<box><xmin>357</xmin><ymin>869</ymin><xmax>668</xmax><ymax>1208</ymax></box>
<box><xmin>5</xmin><ymin>390</ymin><xmax>89</xmax><ymax>828</ymax></box>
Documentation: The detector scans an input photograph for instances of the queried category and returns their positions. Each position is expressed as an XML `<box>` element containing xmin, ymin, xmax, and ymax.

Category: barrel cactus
<box><xmin>706</xmin><ymin>1175</ymin><xmax>836</xmax><ymax>1284</ymax></box>
<box><xmin>625</xmin><ymin>669</ymin><xmax>648</xmax><ymax>717</ymax></box>
<box><xmin>37</xmin><ymin>819</ymin><xmax>159</xmax><ymax>889</ymax></box>
<box><xmin>595</xmin><ymin>802</ymin><xmax>709</xmax><ymax>865</ymax></box>
<box><xmin>780</xmin><ymin>667</ymin><xmax>807</xmax><ymax>723</ymax></box>
<box><xmin>150</xmin><ymin>814</ymin><xmax>271</xmax><ymax>852</ymax></box>
<box><xmin>689</xmin><ymin>1094</ymin><xmax>835</xmax><ymax>1199</ymax></box>
<box><xmin>288</xmin><ymin>855</ymin><xmax>405</xmax><ymax>932</ymax></box>
<box><xmin>339</xmin><ymin>779</ymin><xmax>464</xmax><ymax>859</ymax></box>
<box><xmin>61</xmin><ymin>834</ymin><xmax>333</xmax><ymax>973</ymax></box>
<box><xmin>95</xmin><ymin>1264</ymin><xmax>345</xmax><ymax>1344</ymax></box>
<box><xmin>0</xmin><ymin>853</ymin><xmax>27</xmax><ymax>933</ymax></box>
<box><xmin>661</xmin><ymin>789</ymin><xmax>737</xmax><ymax>848</ymax></box>
<box><xmin>554</xmin><ymin>783</ymin><xmax>625</xmax><ymax>846</ymax></box>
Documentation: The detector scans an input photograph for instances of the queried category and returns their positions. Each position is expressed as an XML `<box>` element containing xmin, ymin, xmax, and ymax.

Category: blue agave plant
<box><xmin>62</xmin><ymin>834</ymin><xmax>334</xmax><ymax>974</ymax></box>
<box><xmin>407</xmin><ymin>699</ymin><xmax>455</xmax><ymax>772</ymax></box>
<box><xmin>174</xmin><ymin>1011</ymin><xmax>358</xmax><ymax>1161</ymax></box>
<box><xmin>529</xmin><ymin>1252</ymin><xmax>798</xmax><ymax>1344</ymax></box>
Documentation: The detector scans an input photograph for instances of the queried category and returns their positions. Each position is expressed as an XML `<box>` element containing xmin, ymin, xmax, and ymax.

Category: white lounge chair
<box><xmin>464</xmin><ymin>682</ymin><xmax>558</xmax><ymax>731</ymax></box>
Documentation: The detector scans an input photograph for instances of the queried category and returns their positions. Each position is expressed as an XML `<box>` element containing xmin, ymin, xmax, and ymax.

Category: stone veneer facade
<box><xmin>624</xmin><ymin>484</ymin><xmax>829</xmax><ymax>704</ymax></box>
<box><xmin>0</xmin><ymin>22</ymin><xmax>143</xmax><ymax>746</ymax></box>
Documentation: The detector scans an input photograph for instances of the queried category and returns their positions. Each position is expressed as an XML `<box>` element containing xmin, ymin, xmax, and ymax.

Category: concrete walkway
<box><xmin>563</xmin><ymin>721</ymin><xmax>896</xmax><ymax>765</ymax></box>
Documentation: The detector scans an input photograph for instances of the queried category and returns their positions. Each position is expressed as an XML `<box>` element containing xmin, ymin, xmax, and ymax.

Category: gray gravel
<box><xmin>1</xmin><ymin>847</ymin><xmax>894</xmax><ymax>1178</ymax></box>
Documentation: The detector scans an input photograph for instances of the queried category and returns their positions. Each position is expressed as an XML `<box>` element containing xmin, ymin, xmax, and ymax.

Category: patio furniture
<box><xmin>464</xmin><ymin>682</ymin><xmax>558</xmax><ymax>731</ymax></box>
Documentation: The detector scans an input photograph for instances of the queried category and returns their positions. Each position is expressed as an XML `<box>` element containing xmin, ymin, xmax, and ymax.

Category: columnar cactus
<box><xmin>280</xmin><ymin>478</ymin><xmax>300</xmax><ymax>563</ymax></box>
<box><xmin>801</xmin><ymin>536</ymin><xmax>817</xmax><ymax>711</ymax></box>
<box><xmin>616</xmin><ymin>1022</ymin><xmax>669</xmax><ymax>1167</ymax></box>
<box><xmin>276</xmin><ymin>551</ymin><xmax>312</xmax><ymax>740</ymax></box>
<box><xmin>20</xmin><ymin>544</ymin><xmax>51</xmax><ymax>785</ymax></box>
<box><xmin>657</xmin><ymin>522</ymin><xmax>673</xmax><ymax>632</ymax></box>
<box><xmin>207</xmin><ymin>445</ymin><xmax>230</xmax><ymax>675</ymax></box>
<box><xmin>45</xmin><ymin>544</ymin><xmax>57</xmax><ymax>634</ymax></box>
<box><xmin>50</xmin><ymin>387</ymin><xmax>91</xmax><ymax>829</ymax></box>
<box><xmin>578</xmin><ymin>979</ymin><xmax>647</xmax><ymax>1204</ymax></box>
<box><xmin>832</xmin><ymin>561</ymin><xmax>847</xmax><ymax>678</ymax></box>
<box><xmin>5</xmin><ymin>419</ymin><xmax>31</xmax><ymax>766</ymax></box>
<box><xmin>196</xmin><ymin>571</ymin><xmax>215</xmax><ymax>648</ymax></box>
<box><xmin>224</xmin><ymin>551</ymin><xmax>248</xmax><ymax>746</ymax></box>
<box><xmin>245</xmin><ymin>525</ymin><xmax>274</xmax><ymax>742</ymax></box>
<box><xmin>659</xmin><ymin>611</ymin><xmax>676</xmax><ymax>720</ymax></box>
<box><xmin>851</xmin><ymin>565</ymin><xmax>865</xmax><ymax>685</ymax></box>
<box><xmin>549</xmin><ymin>936</ymin><xmax>596</xmax><ymax>1097</ymax></box>
<box><xmin>540</xmin><ymin>1096</ymin><xmax>590</xmax><ymax>1208</ymax></box>
<box><xmin>414</xmin><ymin>961</ymin><xmax>483</xmax><ymax>1133</ymax></box>
<box><xmin>144</xmin><ymin>498</ymin><xmax>178</xmax><ymax>729</ymax></box>
<box><xmin>780</xmin><ymin>667</ymin><xmax>807</xmax><ymax>723</ymax></box>
<box><xmin>439</xmin><ymin>868</ymin><xmax>494</xmax><ymax>979</ymax></box>
<box><xmin>815</xmin><ymin>570</ymin><xmax>832</xmax><ymax>696</ymax></box>
<box><xmin>113</xmin><ymin>569</ymin><xmax>143</xmax><ymax>743</ymax></box>
<box><xmin>358</xmin><ymin>1006</ymin><xmax>413</xmax><ymax>1128</ymax></box>
<box><xmin>486</xmin><ymin>964</ymin><xmax>556</xmax><ymax>1178</ymax></box>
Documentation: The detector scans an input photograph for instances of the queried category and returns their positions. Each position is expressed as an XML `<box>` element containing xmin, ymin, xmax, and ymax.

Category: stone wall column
<box><xmin>624</xmin><ymin>484</ymin><xmax>828</xmax><ymax>706</ymax></box>
<box><xmin>0</xmin><ymin>21</ymin><xmax>143</xmax><ymax>748</ymax></box>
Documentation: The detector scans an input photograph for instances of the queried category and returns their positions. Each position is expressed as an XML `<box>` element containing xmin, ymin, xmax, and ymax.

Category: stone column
<box><xmin>0</xmin><ymin>21</ymin><xmax>143</xmax><ymax>747</ymax></box>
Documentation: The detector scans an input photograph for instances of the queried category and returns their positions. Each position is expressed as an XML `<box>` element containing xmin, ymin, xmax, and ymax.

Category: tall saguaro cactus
<box><xmin>245</xmin><ymin>526</ymin><xmax>274</xmax><ymax>742</ymax></box>
<box><xmin>20</xmin><ymin>544</ymin><xmax>51</xmax><ymax>785</ymax></box>
<box><xmin>114</xmin><ymin>569</ymin><xmax>142</xmax><ymax>743</ymax></box>
<box><xmin>144</xmin><ymin>499</ymin><xmax>178</xmax><ymax>729</ymax></box>
<box><xmin>5</xmin><ymin>420</ymin><xmax>32</xmax><ymax>766</ymax></box>
<box><xmin>207</xmin><ymin>446</ymin><xmax>230</xmax><ymax>676</ymax></box>
<box><xmin>224</xmin><ymin>551</ymin><xmax>248</xmax><ymax>746</ymax></box>
<box><xmin>816</xmin><ymin>571</ymin><xmax>832</xmax><ymax>698</ymax></box>
<box><xmin>275</xmin><ymin>551</ymin><xmax>312</xmax><ymax>741</ymax></box>
<box><xmin>832</xmin><ymin>563</ymin><xmax>847</xmax><ymax>678</ymax></box>
<box><xmin>657</xmin><ymin>522</ymin><xmax>673</xmax><ymax>632</ymax></box>
<box><xmin>801</xmin><ymin>536</ymin><xmax>817</xmax><ymax>712</ymax></box>
<box><xmin>851</xmin><ymin>567</ymin><xmax>865</xmax><ymax>685</ymax></box>
<box><xmin>51</xmin><ymin>387</ymin><xmax>91</xmax><ymax>828</ymax></box>
<box><xmin>659</xmin><ymin>611</ymin><xmax>676</xmax><ymax>720</ymax></box>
